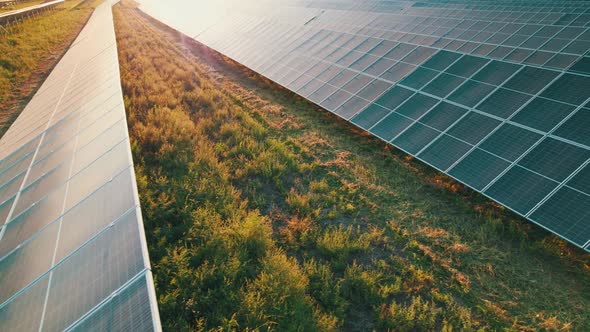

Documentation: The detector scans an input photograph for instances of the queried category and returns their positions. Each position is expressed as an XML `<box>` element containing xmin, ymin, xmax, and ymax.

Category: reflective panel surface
<box><xmin>0</xmin><ymin>2</ymin><xmax>161</xmax><ymax>331</ymax></box>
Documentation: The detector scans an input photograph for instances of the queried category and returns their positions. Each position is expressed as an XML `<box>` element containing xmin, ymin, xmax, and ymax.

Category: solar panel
<box><xmin>138</xmin><ymin>0</ymin><xmax>590</xmax><ymax>252</ymax></box>
<box><xmin>0</xmin><ymin>1</ymin><xmax>161</xmax><ymax>330</ymax></box>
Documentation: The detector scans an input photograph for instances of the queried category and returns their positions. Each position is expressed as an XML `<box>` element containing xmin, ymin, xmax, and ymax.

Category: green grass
<box><xmin>115</xmin><ymin>2</ymin><xmax>590</xmax><ymax>331</ymax></box>
<box><xmin>0</xmin><ymin>0</ymin><xmax>101</xmax><ymax>136</ymax></box>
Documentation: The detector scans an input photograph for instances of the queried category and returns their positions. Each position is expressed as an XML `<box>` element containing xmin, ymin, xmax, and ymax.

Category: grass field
<box><xmin>114</xmin><ymin>1</ymin><xmax>590</xmax><ymax>331</ymax></box>
<box><xmin>0</xmin><ymin>0</ymin><xmax>102</xmax><ymax>137</ymax></box>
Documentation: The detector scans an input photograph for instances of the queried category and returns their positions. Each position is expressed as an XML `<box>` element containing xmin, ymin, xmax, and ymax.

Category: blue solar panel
<box><xmin>0</xmin><ymin>2</ymin><xmax>161</xmax><ymax>330</ymax></box>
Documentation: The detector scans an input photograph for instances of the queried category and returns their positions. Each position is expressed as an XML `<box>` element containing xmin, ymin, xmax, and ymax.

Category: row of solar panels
<box><xmin>0</xmin><ymin>1</ymin><xmax>161</xmax><ymax>331</ymax></box>
<box><xmin>139</xmin><ymin>0</ymin><xmax>590</xmax><ymax>251</ymax></box>
<box><xmin>0</xmin><ymin>0</ymin><xmax>64</xmax><ymax>23</ymax></box>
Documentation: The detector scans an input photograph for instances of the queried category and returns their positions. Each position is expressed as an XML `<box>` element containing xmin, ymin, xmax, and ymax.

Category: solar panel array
<box><xmin>138</xmin><ymin>0</ymin><xmax>590</xmax><ymax>251</ymax></box>
<box><xmin>0</xmin><ymin>1</ymin><xmax>161</xmax><ymax>330</ymax></box>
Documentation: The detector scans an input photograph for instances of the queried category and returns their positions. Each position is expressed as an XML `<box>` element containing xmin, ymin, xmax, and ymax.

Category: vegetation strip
<box><xmin>115</xmin><ymin>1</ymin><xmax>590</xmax><ymax>330</ymax></box>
